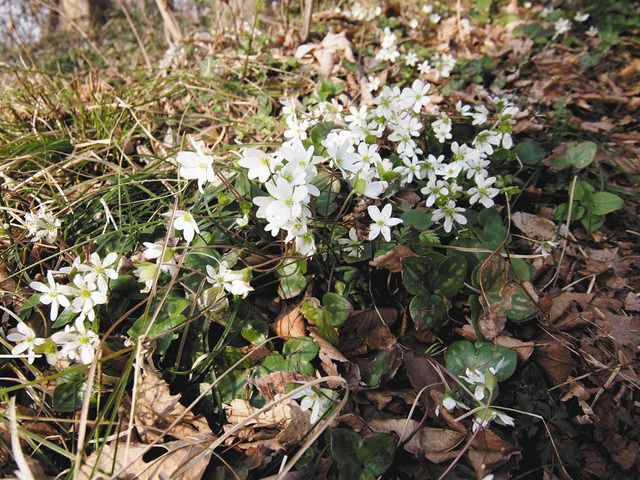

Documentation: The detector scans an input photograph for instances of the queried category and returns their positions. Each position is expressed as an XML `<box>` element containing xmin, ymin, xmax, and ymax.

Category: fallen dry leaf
<box><xmin>535</xmin><ymin>334</ymin><xmax>574</xmax><ymax>384</ymax></box>
<box><xmin>135</xmin><ymin>363</ymin><xmax>212</xmax><ymax>443</ymax></box>
<box><xmin>273</xmin><ymin>302</ymin><xmax>306</xmax><ymax>339</ymax></box>
<box><xmin>512</xmin><ymin>211</ymin><xmax>557</xmax><ymax>241</ymax></box>
<box><xmin>368</xmin><ymin>418</ymin><xmax>465</xmax><ymax>458</ymax></box>
<box><xmin>250</xmin><ymin>371</ymin><xmax>312</xmax><ymax>400</ymax></box>
<box><xmin>224</xmin><ymin>399</ymin><xmax>292</xmax><ymax>427</ymax></box>
<box><xmin>79</xmin><ymin>435</ymin><xmax>214</xmax><ymax>480</ymax></box>
<box><xmin>369</xmin><ymin>244</ymin><xmax>417</xmax><ymax>272</ymax></box>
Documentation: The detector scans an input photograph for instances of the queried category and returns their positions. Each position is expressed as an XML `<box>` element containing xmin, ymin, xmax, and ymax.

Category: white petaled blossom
<box><xmin>435</xmin><ymin>390</ymin><xmax>469</xmax><ymax>417</ymax></box>
<box><xmin>7</xmin><ymin>322</ymin><xmax>44</xmax><ymax>364</ymax></box>
<box><xmin>77</xmin><ymin>252</ymin><xmax>119</xmax><ymax>292</ymax></box>
<box><xmin>205</xmin><ymin>261</ymin><xmax>253</xmax><ymax>298</ymax></box>
<box><xmin>536</xmin><ymin>240</ymin><xmax>558</xmax><ymax>257</ymax></box>
<box><xmin>289</xmin><ymin>386</ymin><xmax>333</xmax><ymax>424</ymax></box>
<box><xmin>338</xmin><ymin>228</ymin><xmax>364</xmax><ymax>258</ymax></box>
<box><xmin>164</xmin><ymin>209</ymin><xmax>200</xmax><ymax>243</ymax></box>
<box><xmin>23</xmin><ymin>206</ymin><xmax>61</xmax><ymax>243</ymax></box>
<box><xmin>586</xmin><ymin>26</ymin><xmax>598</xmax><ymax>37</ymax></box>
<box><xmin>459</xmin><ymin>358</ymin><xmax>507</xmax><ymax>402</ymax></box>
<box><xmin>367</xmin><ymin>76</ymin><xmax>381</xmax><ymax>92</ymax></box>
<box><xmin>417</xmin><ymin>60</ymin><xmax>431</xmax><ymax>75</ymax></box>
<box><xmin>29</xmin><ymin>271</ymin><xmax>74</xmax><ymax>321</ymax></box>
<box><xmin>51</xmin><ymin>321</ymin><xmax>100</xmax><ymax>365</ymax></box>
<box><xmin>432</xmin><ymin>200</ymin><xmax>467</xmax><ymax>233</ymax></box>
<box><xmin>67</xmin><ymin>275</ymin><xmax>108</xmax><ymax>322</ymax></box>
<box><xmin>467</xmin><ymin>176</ymin><xmax>500</xmax><ymax>208</ymax></box>
<box><xmin>574</xmin><ymin>12</ymin><xmax>589</xmax><ymax>22</ymax></box>
<box><xmin>404</xmin><ymin>51</ymin><xmax>418</xmax><ymax>66</ymax></box>
<box><xmin>554</xmin><ymin>18</ymin><xmax>572</xmax><ymax>36</ymax></box>
<box><xmin>143</xmin><ymin>242</ymin><xmax>178</xmax><ymax>275</ymax></box>
<box><xmin>472</xmin><ymin>408</ymin><xmax>515</xmax><ymax>433</ymax></box>
<box><xmin>367</xmin><ymin>204</ymin><xmax>403</xmax><ymax>242</ymax></box>
<box><xmin>176</xmin><ymin>139</ymin><xmax>217</xmax><ymax>192</ymax></box>
<box><xmin>238</xmin><ymin>148</ymin><xmax>281</xmax><ymax>183</ymax></box>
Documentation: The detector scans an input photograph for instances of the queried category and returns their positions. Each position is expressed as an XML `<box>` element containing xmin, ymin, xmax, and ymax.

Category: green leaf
<box><xmin>402</xmin><ymin>256</ymin><xmax>435</xmax><ymax>295</ymax></box>
<box><xmin>53</xmin><ymin>370</ymin><xmax>86</xmax><ymax>413</ymax></box>
<box><xmin>445</xmin><ymin>340</ymin><xmax>517</xmax><ymax>383</ymax></box>
<box><xmin>331</xmin><ymin>429</ymin><xmax>395</xmax><ymax>480</ymax></box>
<box><xmin>505</xmin><ymin>286</ymin><xmax>538</xmax><ymax>322</ymax></box>
<box><xmin>591</xmin><ymin>191</ymin><xmax>624</xmax><ymax>215</ymax></box>
<box><xmin>432</xmin><ymin>255</ymin><xmax>467</xmax><ymax>297</ymax></box>
<box><xmin>401</xmin><ymin>210</ymin><xmax>433</xmax><ymax>229</ymax></box>
<box><xmin>515</xmin><ymin>140</ymin><xmax>546</xmax><ymax>166</ymax></box>
<box><xmin>241</xmin><ymin>314</ymin><xmax>268</xmax><ymax>344</ymax></box>
<box><xmin>277</xmin><ymin>260</ymin><xmax>307</xmax><ymax>299</ymax></box>
<box><xmin>301</xmin><ymin>298</ymin><xmax>339</xmax><ymax>345</ymax></box>
<box><xmin>322</xmin><ymin>292</ymin><xmax>352</xmax><ymax>327</ymax></box>
<box><xmin>283</xmin><ymin>337</ymin><xmax>319</xmax><ymax>362</ymax></box>
<box><xmin>409</xmin><ymin>293</ymin><xmax>447</xmax><ymax>330</ymax></box>
<box><xmin>559</xmin><ymin>141</ymin><xmax>598</xmax><ymax>169</ymax></box>
<box><xmin>359</xmin><ymin>433</ymin><xmax>396</xmax><ymax>477</ymax></box>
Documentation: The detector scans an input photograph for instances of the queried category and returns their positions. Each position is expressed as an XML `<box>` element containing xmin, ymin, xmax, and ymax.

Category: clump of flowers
<box><xmin>23</xmin><ymin>205</ymin><xmax>61</xmax><ymax>243</ymax></box>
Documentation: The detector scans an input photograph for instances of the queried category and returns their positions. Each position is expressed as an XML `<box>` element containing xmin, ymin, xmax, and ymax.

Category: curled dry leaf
<box><xmin>369</xmin><ymin>244</ymin><xmax>417</xmax><ymax>273</ymax></box>
<box><xmin>250</xmin><ymin>371</ymin><xmax>312</xmax><ymax>400</ymax></box>
<box><xmin>468</xmin><ymin>430</ymin><xmax>521</xmax><ymax>478</ymax></box>
<box><xmin>79</xmin><ymin>435</ymin><xmax>214</xmax><ymax>480</ymax></box>
<box><xmin>535</xmin><ymin>334</ymin><xmax>575</xmax><ymax>384</ymax></box>
<box><xmin>368</xmin><ymin>418</ymin><xmax>465</xmax><ymax>459</ymax></box>
<box><xmin>340</xmin><ymin>308</ymin><xmax>397</xmax><ymax>356</ymax></box>
<box><xmin>295</xmin><ymin>32</ymin><xmax>355</xmax><ymax>77</ymax></box>
<box><xmin>224</xmin><ymin>399</ymin><xmax>292</xmax><ymax>427</ymax></box>
<box><xmin>273</xmin><ymin>302</ymin><xmax>306</xmax><ymax>339</ymax></box>
<box><xmin>135</xmin><ymin>363</ymin><xmax>212</xmax><ymax>443</ymax></box>
<box><xmin>512</xmin><ymin>211</ymin><xmax>557</xmax><ymax>241</ymax></box>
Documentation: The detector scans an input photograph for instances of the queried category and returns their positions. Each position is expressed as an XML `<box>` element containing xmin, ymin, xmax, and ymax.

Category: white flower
<box><xmin>367</xmin><ymin>75</ymin><xmax>381</xmax><ymax>92</ymax></box>
<box><xmin>143</xmin><ymin>242</ymin><xmax>178</xmax><ymax>275</ymax></box>
<box><xmin>421</xmin><ymin>179</ymin><xmax>448</xmax><ymax>207</ymax></box>
<box><xmin>422</xmin><ymin>4</ymin><xmax>433</xmax><ymax>14</ymax></box>
<box><xmin>7</xmin><ymin>322</ymin><xmax>44</xmax><ymax>364</ymax></box>
<box><xmin>472</xmin><ymin>408</ymin><xmax>515</xmax><ymax>432</ymax></box>
<box><xmin>409</xmin><ymin>18</ymin><xmax>419</xmax><ymax>30</ymax></box>
<box><xmin>455</xmin><ymin>100</ymin><xmax>472</xmax><ymax>116</ymax></box>
<box><xmin>467</xmin><ymin>176</ymin><xmax>500</xmax><ymax>208</ymax></box>
<box><xmin>290</xmin><ymin>386</ymin><xmax>331</xmax><ymax>424</ymax></box>
<box><xmin>23</xmin><ymin>207</ymin><xmax>61</xmax><ymax>243</ymax></box>
<box><xmin>432</xmin><ymin>200</ymin><xmax>467</xmax><ymax>233</ymax></box>
<box><xmin>164</xmin><ymin>209</ymin><xmax>200</xmax><ymax>243</ymax></box>
<box><xmin>236</xmin><ymin>214</ymin><xmax>249</xmax><ymax>227</ymax></box>
<box><xmin>239</xmin><ymin>148</ymin><xmax>280</xmax><ymax>184</ymax></box>
<box><xmin>429</xmin><ymin>13</ymin><xmax>441</xmax><ymax>24</ymax></box>
<box><xmin>51</xmin><ymin>321</ymin><xmax>100</xmax><ymax>365</ymax></box>
<box><xmin>206</xmin><ymin>261</ymin><xmax>253</xmax><ymax>298</ymax></box>
<box><xmin>67</xmin><ymin>274</ymin><xmax>108</xmax><ymax>322</ymax></box>
<box><xmin>536</xmin><ymin>240</ymin><xmax>558</xmax><ymax>257</ymax></box>
<box><xmin>473</xmin><ymin>130</ymin><xmax>501</xmax><ymax>155</ymax></box>
<box><xmin>436</xmin><ymin>391</ymin><xmax>469</xmax><ymax>417</ymax></box>
<box><xmin>255</xmin><ymin>177</ymin><xmax>309</xmax><ymax>229</ymax></box>
<box><xmin>401</xmin><ymin>79</ymin><xmax>431</xmax><ymax>113</ymax></box>
<box><xmin>574</xmin><ymin>12</ymin><xmax>589</xmax><ymax>22</ymax></box>
<box><xmin>284</xmin><ymin>114</ymin><xmax>310</xmax><ymax>140</ymax></box>
<box><xmin>586</xmin><ymin>26</ymin><xmax>598</xmax><ymax>37</ymax></box>
<box><xmin>541</xmin><ymin>7</ymin><xmax>553</xmax><ymax>18</ymax></box>
<box><xmin>554</xmin><ymin>18</ymin><xmax>572</xmax><ymax>36</ymax></box>
<box><xmin>77</xmin><ymin>252</ymin><xmax>119</xmax><ymax>292</ymax></box>
<box><xmin>367</xmin><ymin>204</ymin><xmax>403</xmax><ymax>242</ymax></box>
<box><xmin>404</xmin><ymin>51</ymin><xmax>418</xmax><ymax>66</ymax></box>
<box><xmin>176</xmin><ymin>140</ymin><xmax>217</xmax><ymax>192</ymax></box>
<box><xmin>417</xmin><ymin>60</ymin><xmax>431</xmax><ymax>74</ymax></box>
<box><xmin>133</xmin><ymin>263</ymin><xmax>159</xmax><ymax>293</ymax></box>
<box><xmin>338</xmin><ymin>227</ymin><xmax>364</xmax><ymax>258</ymax></box>
<box><xmin>30</xmin><ymin>271</ymin><xmax>74</xmax><ymax>321</ymax></box>
<box><xmin>471</xmin><ymin>105</ymin><xmax>489</xmax><ymax>126</ymax></box>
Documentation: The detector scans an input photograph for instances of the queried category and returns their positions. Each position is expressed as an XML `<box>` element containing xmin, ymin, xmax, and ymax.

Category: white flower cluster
<box><xmin>7</xmin><ymin>252</ymin><xmax>118</xmax><ymax>365</ymax></box>
<box><xmin>375</xmin><ymin>27</ymin><xmax>400</xmax><ymax>62</ymax></box>
<box><xmin>338</xmin><ymin>2</ymin><xmax>382</xmax><ymax>21</ymax></box>
<box><xmin>23</xmin><ymin>205</ymin><xmax>61</xmax><ymax>243</ymax></box>
<box><xmin>239</xmin><ymin>79</ymin><xmax>519</xmax><ymax>254</ymax></box>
